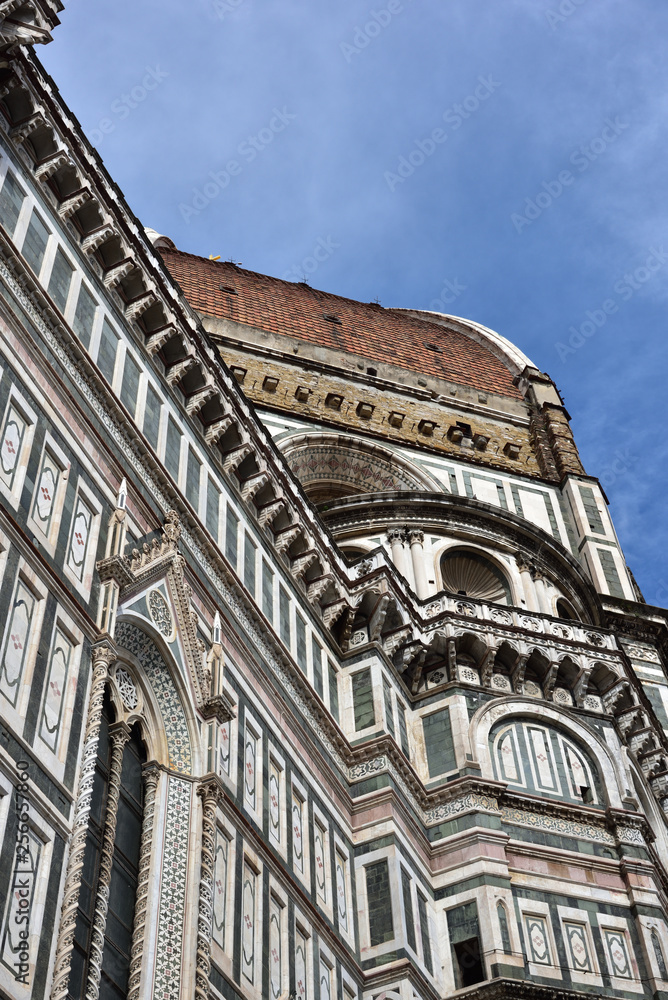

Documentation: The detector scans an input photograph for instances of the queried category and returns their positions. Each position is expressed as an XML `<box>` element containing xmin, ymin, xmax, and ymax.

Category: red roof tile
<box><xmin>160</xmin><ymin>248</ymin><xmax>522</xmax><ymax>399</ymax></box>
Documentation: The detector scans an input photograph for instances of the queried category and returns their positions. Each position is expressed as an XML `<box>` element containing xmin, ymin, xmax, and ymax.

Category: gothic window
<box><xmin>68</xmin><ymin>695</ymin><xmax>146</xmax><ymax>1000</ymax></box>
<box><xmin>440</xmin><ymin>549</ymin><xmax>511</xmax><ymax>605</ymax></box>
<box><xmin>491</xmin><ymin>719</ymin><xmax>603</xmax><ymax>806</ymax></box>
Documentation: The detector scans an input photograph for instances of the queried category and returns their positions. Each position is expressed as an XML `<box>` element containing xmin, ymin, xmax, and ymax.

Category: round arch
<box><xmin>470</xmin><ymin>698</ymin><xmax>628</xmax><ymax>810</ymax></box>
<box><xmin>279</xmin><ymin>431</ymin><xmax>442</xmax><ymax>503</ymax></box>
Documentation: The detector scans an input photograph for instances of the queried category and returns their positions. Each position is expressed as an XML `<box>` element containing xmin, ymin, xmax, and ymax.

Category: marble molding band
<box><xmin>49</xmin><ymin>639</ymin><xmax>116</xmax><ymax>1000</ymax></box>
<box><xmin>85</xmin><ymin>721</ymin><xmax>131</xmax><ymax>1000</ymax></box>
<box><xmin>127</xmin><ymin>763</ymin><xmax>161</xmax><ymax>1000</ymax></box>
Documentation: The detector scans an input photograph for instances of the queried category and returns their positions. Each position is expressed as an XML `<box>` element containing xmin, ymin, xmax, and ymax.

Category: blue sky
<box><xmin>42</xmin><ymin>0</ymin><xmax>668</xmax><ymax>604</ymax></box>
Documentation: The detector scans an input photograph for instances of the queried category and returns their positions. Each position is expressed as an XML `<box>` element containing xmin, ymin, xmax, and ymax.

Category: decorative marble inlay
<box><xmin>604</xmin><ymin>929</ymin><xmax>632</xmax><ymax>978</ymax></box>
<box><xmin>426</xmin><ymin>792</ymin><xmax>500</xmax><ymax>824</ymax></box>
<box><xmin>0</xmin><ymin>404</ymin><xmax>26</xmax><ymax>490</ymax></box>
<box><xmin>40</xmin><ymin>628</ymin><xmax>73</xmax><ymax>750</ymax></box>
<box><xmin>425</xmin><ymin>600</ymin><xmax>443</xmax><ymax>618</ymax></box>
<box><xmin>550</xmin><ymin>622</ymin><xmax>573</xmax><ymax>639</ymax></box>
<box><xmin>623</xmin><ymin>643</ymin><xmax>661</xmax><ymax>664</ymax></box>
<box><xmin>348</xmin><ymin>755</ymin><xmax>386</xmax><ymax>781</ymax></box>
<box><xmin>0</xmin><ymin>580</ymin><xmax>35</xmax><ymax>707</ymax></box>
<box><xmin>586</xmin><ymin>631</ymin><xmax>605</xmax><ymax>647</ymax></box>
<box><xmin>490</xmin><ymin>607</ymin><xmax>512</xmax><ymax>625</ymax></box>
<box><xmin>617</xmin><ymin>825</ymin><xmax>646</xmax><ymax>847</ymax></box>
<box><xmin>455</xmin><ymin>600</ymin><xmax>477</xmax><ymax>618</ymax></box>
<box><xmin>269</xmin><ymin>762</ymin><xmax>281</xmax><ymax>844</ymax></box>
<box><xmin>114</xmin><ymin>621</ymin><xmax>191</xmax><ymax>773</ymax></box>
<box><xmin>212</xmin><ymin>829</ymin><xmax>228</xmax><ymax>948</ymax></box>
<box><xmin>314</xmin><ymin>824</ymin><xmax>327</xmax><ymax>902</ymax></box>
<box><xmin>335</xmin><ymin>852</ymin><xmax>348</xmax><ymax>930</ymax></box>
<box><xmin>349</xmin><ymin>629</ymin><xmax>367</xmax><ymax>647</ymax></box>
<box><xmin>295</xmin><ymin>929</ymin><xmax>308</xmax><ymax>1000</ymax></box>
<box><xmin>458</xmin><ymin>666</ymin><xmax>480</xmax><ymax>685</ymax></box>
<box><xmin>564</xmin><ymin>921</ymin><xmax>592</xmax><ymax>972</ymax></box>
<box><xmin>33</xmin><ymin>448</ymin><xmax>60</xmax><ymax>530</ymax></box>
<box><xmin>524</xmin><ymin>680</ymin><xmax>542</xmax><ymax>698</ymax></box>
<box><xmin>148</xmin><ymin>588</ymin><xmax>174</xmax><ymax>639</ymax></box>
<box><xmin>491</xmin><ymin>673</ymin><xmax>511</xmax><ymax>691</ymax></box>
<box><xmin>115</xmin><ymin>667</ymin><xmax>138</xmax><ymax>709</ymax></box>
<box><xmin>583</xmin><ymin>694</ymin><xmax>603</xmax><ymax>712</ymax></box>
<box><xmin>241</xmin><ymin>863</ymin><xmax>256</xmax><ymax>984</ymax></box>
<box><xmin>501</xmin><ymin>806</ymin><xmax>615</xmax><ymax>844</ymax></box>
<box><xmin>519</xmin><ymin>615</ymin><xmax>542</xmax><ymax>632</ymax></box>
<box><xmin>154</xmin><ymin>777</ymin><xmax>191</xmax><ymax>999</ymax></box>
<box><xmin>67</xmin><ymin>494</ymin><xmax>93</xmax><ymax>580</ymax></box>
<box><xmin>269</xmin><ymin>897</ymin><xmax>282</xmax><ymax>1000</ymax></box>
<box><xmin>553</xmin><ymin>686</ymin><xmax>574</xmax><ymax>707</ymax></box>
<box><xmin>292</xmin><ymin>793</ymin><xmax>304</xmax><ymax>873</ymax></box>
<box><xmin>525</xmin><ymin>914</ymin><xmax>551</xmax><ymax>965</ymax></box>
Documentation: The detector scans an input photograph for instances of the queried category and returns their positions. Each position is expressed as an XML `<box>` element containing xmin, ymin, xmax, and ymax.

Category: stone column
<box><xmin>195</xmin><ymin>777</ymin><xmax>222</xmax><ymax>1000</ymax></box>
<box><xmin>408</xmin><ymin>529</ymin><xmax>429</xmax><ymax>600</ymax></box>
<box><xmin>387</xmin><ymin>528</ymin><xmax>408</xmax><ymax>577</ymax></box>
<box><xmin>516</xmin><ymin>555</ymin><xmax>539</xmax><ymax>613</ymax></box>
<box><xmin>127</xmin><ymin>763</ymin><xmax>161</xmax><ymax>1000</ymax></box>
<box><xmin>49</xmin><ymin>638</ymin><xmax>116</xmax><ymax>1000</ymax></box>
<box><xmin>85</xmin><ymin>721</ymin><xmax>131</xmax><ymax>1000</ymax></box>
<box><xmin>532</xmin><ymin>571</ymin><xmax>551</xmax><ymax>615</ymax></box>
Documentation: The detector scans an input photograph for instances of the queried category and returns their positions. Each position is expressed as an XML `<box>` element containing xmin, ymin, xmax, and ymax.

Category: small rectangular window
<box><xmin>22</xmin><ymin>209</ymin><xmax>50</xmax><ymax>276</ymax></box>
<box><xmin>328</xmin><ymin>662</ymin><xmax>339</xmax><ymax>723</ymax></box>
<box><xmin>164</xmin><ymin>417</ymin><xmax>182</xmax><ymax>482</ymax></box>
<box><xmin>186</xmin><ymin>447</ymin><xmax>201</xmax><ymax>511</ymax></box>
<box><xmin>397</xmin><ymin>700</ymin><xmax>410</xmax><ymax>758</ymax></box>
<box><xmin>206</xmin><ymin>478</ymin><xmax>221</xmax><ymax>541</ymax></box>
<box><xmin>143</xmin><ymin>383</ymin><xmax>162</xmax><ymax>450</ymax></box>
<box><xmin>598</xmin><ymin>547</ymin><xmax>625</xmax><ymax>599</ymax></box>
<box><xmin>579</xmin><ymin>485</ymin><xmax>605</xmax><ymax>535</ymax></box>
<box><xmin>0</xmin><ymin>172</ymin><xmax>25</xmax><ymax>236</ymax></box>
<box><xmin>72</xmin><ymin>283</ymin><xmax>97</xmax><ymax>349</ymax></box>
<box><xmin>448</xmin><ymin>902</ymin><xmax>484</xmax><ymax>988</ymax></box>
<box><xmin>47</xmin><ymin>247</ymin><xmax>74</xmax><ymax>312</ymax></box>
<box><xmin>353</xmin><ymin>668</ymin><xmax>375</xmax><ymax>731</ymax></box>
<box><xmin>262</xmin><ymin>561</ymin><xmax>274</xmax><ymax>623</ymax></box>
<box><xmin>120</xmin><ymin>351</ymin><xmax>141</xmax><ymax>417</ymax></box>
<box><xmin>244</xmin><ymin>533</ymin><xmax>257</xmax><ymax>596</ymax></box>
<box><xmin>97</xmin><ymin>318</ymin><xmax>119</xmax><ymax>384</ymax></box>
<box><xmin>279</xmin><ymin>587</ymin><xmax>291</xmax><ymax>646</ymax></box>
<box><xmin>366</xmin><ymin>859</ymin><xmax>394</xmax><ymax>946</ymax></box>
<box><xmin>311</xmin><ymin>637</ymin><xmax>323</xmax><ymax>698</ymax></box>
<box><xmin>225</xmin><ymin>506</ymin><xmax>239</xmax><ymax>568</ymax></box>
<box><xmin>417</xmin><ymin>892</ymin><xmax>433</xmax><ymax>973</ymax></box>
<box><xmin>295</xmin><ymin>612</ymin><xmax>307</xmax><ymax>672</ymax></box>
<box><xmin>383</xmin><ymin>678</ymin><xmax>395</xmax><ymax>737</ymax></box>
<box><xmin>401</xmin><ymin>867</ymin><xmax>416</xmax><ymax>952</ymax></box>
<box><xmin>423</xmin><ymin>707</ymin><xmax>456</xmax><ymax>777</ymax></box>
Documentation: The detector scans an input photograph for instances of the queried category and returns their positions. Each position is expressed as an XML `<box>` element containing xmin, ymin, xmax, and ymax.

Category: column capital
<box><xmin>91</xmin><ymin>636</ymin><xmax>117</xmax><ymax>670</ymax></box>
<box><xmin>387</xmin><ymin>528</ymin><xmax>405</xmax><ymax>544</ymax></box>
<box><xmin>408</xmin><ymin>528</ymin><xmax>424</xmax><ymax>545</ymax></box>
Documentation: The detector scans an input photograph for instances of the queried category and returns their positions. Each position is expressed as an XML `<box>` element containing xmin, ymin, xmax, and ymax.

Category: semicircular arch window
<box><xmin>441</xmin><ymin>549</ymin><xmax>511</xmax><ymax>605</ymax></box>
<box><xmin>490</xmin><ymin>719</ymin><xmax>603</xmax><ymax>806</ymax></box>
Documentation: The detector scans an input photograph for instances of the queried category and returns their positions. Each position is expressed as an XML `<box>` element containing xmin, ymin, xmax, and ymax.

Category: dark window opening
<box><xmin>366</xmin><ymin>367</ymin><xmax>377</xmax><ymax>376</ymax></box>
<box><xmin>580</xmin><ymin>785</ymin><xmax>593</xmax><ymax>804</ymax></box>
<box><xmin>453</xmin><ymin>937</ymin><xmax>484</xmax><ymax>988</ymax></box>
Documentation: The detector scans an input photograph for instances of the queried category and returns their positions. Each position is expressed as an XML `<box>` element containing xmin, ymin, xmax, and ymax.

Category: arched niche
<box><xmin>279</xmin><ymin>432</ymin><xmax>441</xmax><ymax>504</ymax></box>
<box><xmin>114</xmin><ymin>616</ymin><xmax>200</xmax><ymax>776</ymax></box>
<box><xmin>440</xmin><ymin>547</ymin><xmax>512</xmax><ymax>605</ymax></box>
<box><xmin>470</xmin><ymin>698</ymin><xmax>628</xmax><ymax>810</ymax></box>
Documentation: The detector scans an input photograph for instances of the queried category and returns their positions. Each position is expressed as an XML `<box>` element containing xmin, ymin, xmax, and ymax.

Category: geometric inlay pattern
<box><xmin>115</xmin><ymin>621</ymin><xmax>191</xmax><ymax>773</ymax></box>
<box><xmin>154</xmin><ymin>776</ymin><xmax>192</xmax><ymax>998</ymax></box>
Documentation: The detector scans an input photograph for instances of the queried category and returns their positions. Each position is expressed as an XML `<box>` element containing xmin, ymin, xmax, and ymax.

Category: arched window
<box><xmin>490</xmin><ymin>719</ymin><xmax>603</xmax><ymax>806</ymax></box>
<box><xmin>556</xmin><ymin>598</ymin><xmax>580</xmax><ymax>622</ymax></box>
<box><xmin>652</xmin><ymin>929</ymin><xmax>668</xmax><ymax>980</ymax></box>
<box><xmin>497</xmin><ymin>902</ymin><xmax>512</xmax><ymax>955</ymax></box>
<box><xmin>68</xmin><ymin>693</ymin><xmax>146</xmax><ymax>1000</ymax></box>
<box><xmin>441</xmin><ymin>549</ymin><xmax>511</xmax><ymax>605</ymax></box>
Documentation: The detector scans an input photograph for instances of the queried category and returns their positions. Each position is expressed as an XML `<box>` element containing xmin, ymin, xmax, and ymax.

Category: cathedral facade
<box><xmin>0</xmin><ymin>8</ymin><xmax>668</xmax><ymax>1000</ymax></box>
